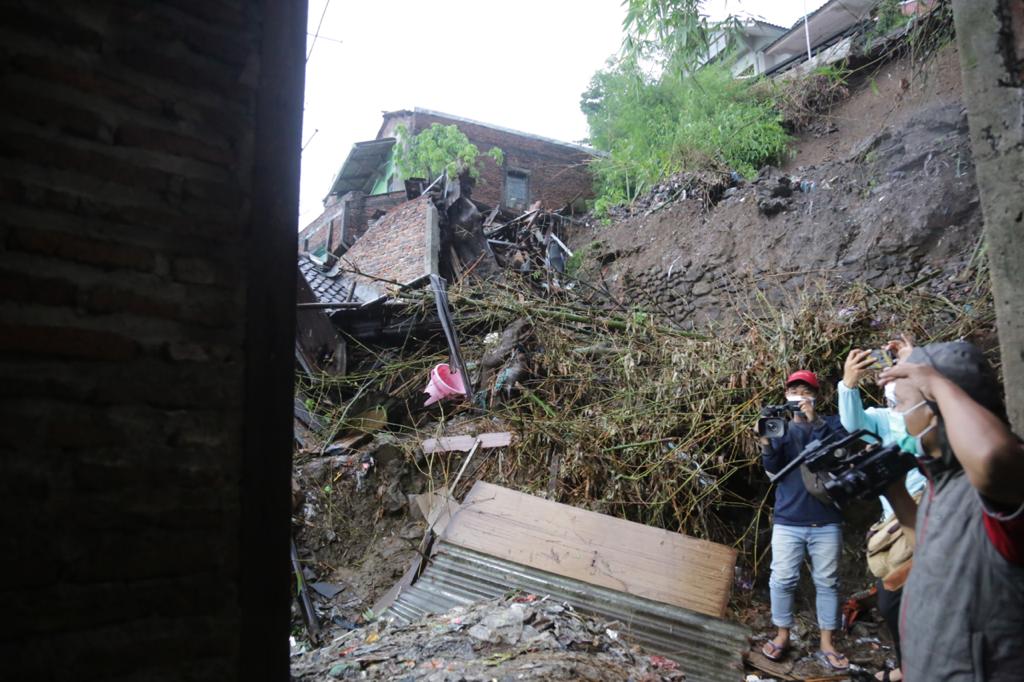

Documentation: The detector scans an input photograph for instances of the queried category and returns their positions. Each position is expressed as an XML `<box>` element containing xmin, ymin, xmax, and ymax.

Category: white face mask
<box><xmin>895</xmin><ymin>400</ymin><xmax>937</xmax><ymax>457</ymax></box>
<box><xmin>884</xmin><ymin>382</ymin><xmax>898</xmax><ymax>408</ymax></box>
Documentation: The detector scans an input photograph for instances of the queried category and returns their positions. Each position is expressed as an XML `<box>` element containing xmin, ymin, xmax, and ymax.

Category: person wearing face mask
<box><xmin>838</xmin><ymin>341</ymin><xmax>928</xmax><ymax>682</ymax></box>
<box><xmin>758</xmin><ymin>370</ymin><xmax>850</xmax><ymax>671</ymax></box>
<box><xmin>879</xmin><ymin>341</ymin><xmax>1024</xmax><ymax>682</ymax></box>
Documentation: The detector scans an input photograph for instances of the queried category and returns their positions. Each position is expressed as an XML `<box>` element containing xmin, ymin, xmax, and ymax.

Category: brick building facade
<box><xmin>377</xmin><ymin>109</ymin><xmax>596</xmax><ymax>212</ymax></box>
<box><xmin>299</xmin><ymin>108</ymin><xmax>596</xmax><ymax>257</ymax></box>
<box><xmin>0</xmin><ymin>2</ymin><xmax>304</xmax><ymax>679</ymax></box>
<box><xmin>300</xmin><ymin>190</ymin><xmax>406</xmax><ymax>255</ymax></box>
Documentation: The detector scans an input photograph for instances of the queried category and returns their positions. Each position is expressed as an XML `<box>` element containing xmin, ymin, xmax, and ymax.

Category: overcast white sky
<box><xmin>298</xmin><ymin>0</ymin><xmax>826</xmax><ymax>227</ymax></box>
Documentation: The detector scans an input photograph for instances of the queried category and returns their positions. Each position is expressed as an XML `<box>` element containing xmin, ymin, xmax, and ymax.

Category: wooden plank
<box><xmin>413</xmin><ymin>490</ymin><xmax>461</xmax><ymax>536</ymax></box>
<box><xmin>441</xmin><ymin>481</ymin><xmax>736</xmax><ymax>617</ymax></box>
<box><xmin>747</xmin><ymin>646</ymin><xmax>798</xmax><ymax>679</ymax></box>
<box><xmin>422</xmin><ymin>435</ymin><xmax>476</xmax><ymax>453</ymax></box>
<box><xmin>476</xmin><ymin>432</ymin><xmax>512</xmax><ymax>448</ymax></box>
<box><xmin>421</xmin><ymin>432</ymin><xmax>512</xmax><ymax>454</ymax></box>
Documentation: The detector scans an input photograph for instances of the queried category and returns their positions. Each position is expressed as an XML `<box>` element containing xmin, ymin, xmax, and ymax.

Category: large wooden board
<box><xmin>441</xmin><ymin>481</ymin><xmax>737</xmax><ymax>617</ymax></box>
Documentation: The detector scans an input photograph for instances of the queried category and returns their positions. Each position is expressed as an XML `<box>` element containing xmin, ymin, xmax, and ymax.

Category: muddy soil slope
<box><xmin>576</xmin><ymin>45</ymin><xmax>980</xmax><ymax>329</ymax></box>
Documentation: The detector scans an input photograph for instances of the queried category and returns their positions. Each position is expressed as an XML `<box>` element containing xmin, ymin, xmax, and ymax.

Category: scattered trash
<box><xmin>290</xmin><ymin>595</ymin><xmax>688</xmax><ymax>680</ymax></box>
<box><xmin>310</xmin><ymin>582</ymin><xmax>346</xmax><ymax>600</ymax></box>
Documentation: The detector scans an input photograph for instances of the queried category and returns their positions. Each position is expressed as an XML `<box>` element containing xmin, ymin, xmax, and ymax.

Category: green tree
<box><xmin>393</xmin><ymin>123</ymin><xmax>504</xmax><ymax>182</ymax></box>
<box><xmin>582</xmin><ymin>60</ymin><xmax>788</xmax><ymax>212</ymax></box>
<box><xmin>621</xmin><ymin>0</ymin><xmax>740</xmax><ymax>78</ymax></box>
<box><xmin>581</xmin><ymin>1</ymin><xmax>789</xmax><ymax>214</ymax></box>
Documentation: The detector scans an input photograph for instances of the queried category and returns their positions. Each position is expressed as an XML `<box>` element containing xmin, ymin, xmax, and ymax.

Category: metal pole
<box><xmin>803</xmin><ymin>0</ymin><xmax>813</xmax><ymax>60</ymax></box>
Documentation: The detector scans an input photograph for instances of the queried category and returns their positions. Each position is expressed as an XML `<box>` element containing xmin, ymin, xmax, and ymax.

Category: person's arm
<box><xmin>759</xmin><ymin>433</ymin><xmax>786</xmax><ymax>475</ymax></box>
<box><xmin>883</xmin><ymin>478</ymin><xmax>918</xmax><ymax>544</ymax></box>
<box><xmin>880</xmin><ymin>363</ymin><xmax>1024</xmax><ymax>505</ymax></box>
<box><xmin>837</xmin><ymin>382</ymin><xmax>886</xmax><ymax>436</ymax></box>
<box><xmin>839</xmin><ymin>350</ymin><xmax>886</xmax><ymax>438</ymax></box>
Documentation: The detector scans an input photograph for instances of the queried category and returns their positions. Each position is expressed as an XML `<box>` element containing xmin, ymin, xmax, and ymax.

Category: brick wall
<box><xmin>381</xmin><ymin>111</ymin><xmax>596</xmax><ymax>211</ymax></box>
<box><xmin>0</xmin><ymin>2</ymin><xmax>304</xmax><ymax>680</ymax></box>
<box><xmin>299</xmin><ymin>199</ymin><xmax>347</xmax><ymax>253</ymax></box>
<box><xmin>299</xmin><ymin>190</ymin><xmax>406</xmax><ymax>254</ymax></box>
<box><xmin>339</xmin><ymin>196</ymin><xmax>437</xmax><ymax>293</ymax></box>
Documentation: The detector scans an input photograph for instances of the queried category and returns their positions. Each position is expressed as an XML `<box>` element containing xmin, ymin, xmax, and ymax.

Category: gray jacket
<box><xmin>900</xmin><ymin>465</ymin><xmax>1024</xmax><ymax>681</ymax></box>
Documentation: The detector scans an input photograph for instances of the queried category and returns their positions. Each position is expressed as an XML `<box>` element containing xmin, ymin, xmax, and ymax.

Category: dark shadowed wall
<box><xmin>0</xmin><ymin>1</ymin><xmax>306</xmax><ymax>679</ymax></box>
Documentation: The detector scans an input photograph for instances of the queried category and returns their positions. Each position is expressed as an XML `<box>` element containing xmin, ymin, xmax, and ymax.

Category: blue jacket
<box><xmin>762</xmin><ymin>415</ymin><xmax>846</xmax><ymax>526</ymax></box>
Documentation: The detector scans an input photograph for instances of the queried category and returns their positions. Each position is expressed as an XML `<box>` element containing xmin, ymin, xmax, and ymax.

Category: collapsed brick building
<box><xmin>298</xmin><ymin>108</ymin><xmax>596</xmax><ymax>257</ymax></box>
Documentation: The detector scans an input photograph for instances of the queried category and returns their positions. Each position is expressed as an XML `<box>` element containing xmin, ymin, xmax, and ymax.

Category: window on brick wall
<box><xmin>504</xmin><ymin>170</ymin><xmax>529</xmax><ymax>210</ymax></box>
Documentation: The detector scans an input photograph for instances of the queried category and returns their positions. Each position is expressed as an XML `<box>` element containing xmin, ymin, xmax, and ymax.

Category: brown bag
<box><xmin>865</xmin><ymin>492</ymin><xmax>923</xmax><ymax>578</ymax></box>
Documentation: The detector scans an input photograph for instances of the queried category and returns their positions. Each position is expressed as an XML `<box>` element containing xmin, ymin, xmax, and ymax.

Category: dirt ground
<box><xmin>292</xmin><ymin>448</ymin><xmax>426</xmax><ymax>634</ymax></box>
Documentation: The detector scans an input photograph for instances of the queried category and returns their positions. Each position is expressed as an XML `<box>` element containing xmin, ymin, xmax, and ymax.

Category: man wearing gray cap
<box><xmin>879</xmin><ymin>341</ymin><xmax>1024</xmax><ymax>681</ymax></box>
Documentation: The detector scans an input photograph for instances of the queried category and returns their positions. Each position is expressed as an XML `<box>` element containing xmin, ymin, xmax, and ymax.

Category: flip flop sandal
<box><xmin>761</xmin><ymin>640</ymin><xmax>788</xmax><ymax>661</ymax></box>
<box><xmin>816</xmin><ymin>650</ymin><xmax>850</xmax><ymax>671</ymax></box>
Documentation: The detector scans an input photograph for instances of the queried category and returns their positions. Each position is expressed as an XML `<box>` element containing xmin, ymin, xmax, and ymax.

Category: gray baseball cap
<box><xmin>906</xmin><ymin>341</ymin><xmax>1006</xmax><ymax>421</ymax></box>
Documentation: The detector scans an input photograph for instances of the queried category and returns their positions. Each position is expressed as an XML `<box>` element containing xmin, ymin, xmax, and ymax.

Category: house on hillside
<box><xmin>705</xmin><ymin>19</ymin><xmax>788</xmax><ymax>78</ymax></box>
<box><xmin>299</xmin><ymin>108</ymin><xmax>596</xmax><ymax>258</ymax></box>
<box><xmin>723</xmin><ymin>0</ymin><xmax>881</xmax><ymax>78</ymax></box>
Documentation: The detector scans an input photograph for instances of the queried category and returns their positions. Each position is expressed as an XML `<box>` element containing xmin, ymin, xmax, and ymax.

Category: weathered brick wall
<box><xmin>299</xmin><ymin>190</ymin><xmax>406</xmax><ymax>254</ymax></box>
<box><xmin>381</xmin><ymin>111</ymin><xmax>596</xmax><ymax>211</ymax></box>
<box><xmin>344</xmin><ymin>191</ymin><xmax>408</xmax><ymax>245</ymax></box>
<box><xmin>299</xmin><ymin>199</ymin><xmax>347</xmax><ymax>253</ymax></box>
<box><xmin>0</xmin><ymin>2</ymin><xmax>304</xmax><ymax>679</ymax></box>
<box><xmin>340</xmin><ymin>196</ymin><xmax>436</xmax><ymax>293</ymax></box>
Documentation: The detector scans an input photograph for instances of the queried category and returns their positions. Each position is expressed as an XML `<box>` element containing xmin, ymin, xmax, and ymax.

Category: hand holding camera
<box><xmin>756</xmin><ymin>400</ymin><xmax>803</xmax><ymax>438</ymax></box>
<box><xmin>843</xmin><ymin>349</ymin><xmax>879</xmax><ymax>388</ymax></box>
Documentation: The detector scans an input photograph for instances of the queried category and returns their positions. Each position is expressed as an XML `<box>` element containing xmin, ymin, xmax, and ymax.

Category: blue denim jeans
<box><xmin>769</xmin><ymin>523</ymin><xmax>842</xmax><ymax>631</ymax></box>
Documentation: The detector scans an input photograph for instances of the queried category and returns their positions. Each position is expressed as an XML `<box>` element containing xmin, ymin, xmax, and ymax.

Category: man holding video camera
<box><xmin>880</xmin><ymin>342</ymin><xmax>1024</xmax><ymax>681</ymax></box>
<box><xmin>758</xmin><ymin>370</ymin><xmax>850</xmax><ymax>671</ymax></box>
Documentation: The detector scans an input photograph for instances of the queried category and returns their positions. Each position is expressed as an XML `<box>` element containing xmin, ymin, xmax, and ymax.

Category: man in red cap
<box><xmin>759</xmin><ymin>369</ymin><xmax>850</xmax><ymax>671</ymax></box>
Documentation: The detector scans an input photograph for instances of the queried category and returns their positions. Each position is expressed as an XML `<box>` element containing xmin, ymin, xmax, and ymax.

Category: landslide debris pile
<box><xmin>298</xmin><ymin>263</ymin><xmax>995</xmax><ymax>562</ymax></box>
<box><xmin>290</xmin><ymin>595</ymin><xmax>686</xmax><ymax>681</ymax></box>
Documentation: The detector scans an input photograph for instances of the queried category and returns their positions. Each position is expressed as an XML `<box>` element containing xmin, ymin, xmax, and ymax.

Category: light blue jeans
<box><xmin>769</xmin><ymin>523</ymin><xmax>842</xmax><ymax>631</ymax></box>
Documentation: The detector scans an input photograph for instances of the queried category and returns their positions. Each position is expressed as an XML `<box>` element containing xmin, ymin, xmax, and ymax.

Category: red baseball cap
<box><xmin>786</xmin><ymin>369</ymin><xmax>820</xmax><ymax>390</ymax></box>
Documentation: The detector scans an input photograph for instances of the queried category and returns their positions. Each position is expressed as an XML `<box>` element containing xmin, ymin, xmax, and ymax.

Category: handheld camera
<box><xmin>768</xmin><ymin>429</ymin><xmax>916</xmax><ymax>509</ymax></box>
<box><xmin>756</xmin><ymin>401</ymin><xmax>803</xmax><ymax>438</ymax></box>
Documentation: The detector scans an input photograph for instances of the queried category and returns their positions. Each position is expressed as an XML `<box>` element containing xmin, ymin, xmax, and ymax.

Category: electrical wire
<box><xmin>306</xmin><ymin>0</ymin><xmax>332</xmax><ymax>63</ymax></box>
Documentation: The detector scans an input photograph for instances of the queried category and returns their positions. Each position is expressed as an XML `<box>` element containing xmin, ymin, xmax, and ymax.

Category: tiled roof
<box><xmin>298</xmin><ymin>254</ymin><xmax>357</xmax><ymax>305</ymax></box>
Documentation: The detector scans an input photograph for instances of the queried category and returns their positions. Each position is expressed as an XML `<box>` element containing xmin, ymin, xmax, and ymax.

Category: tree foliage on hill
<box><xmin>393</xmin><ymin>123</ymin><xmax>504</xmax><ymax>182</ymax></box>
<box><xmin>582</xmin><ymin>59</ymin><xmax>788</xmax><ymax>213</ymax></box>
<box><xmin>581</xmin><ymin>1</ymin><xmax>790</xmax><ymax>214</ymax></box>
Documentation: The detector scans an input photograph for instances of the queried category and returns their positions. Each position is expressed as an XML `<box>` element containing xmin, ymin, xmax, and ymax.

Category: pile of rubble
<box><xmin>291</xmin><ymin>595</ymin><xmax>686</xmax><ymax>681</ymax></box>
<box><xmin>599</xmin><ymin>169</ymin><xmax>734</xmax><ymax>221</ymax></box>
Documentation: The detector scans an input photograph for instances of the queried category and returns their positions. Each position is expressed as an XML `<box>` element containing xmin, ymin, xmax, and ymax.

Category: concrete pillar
<box><xmin>953</xmin><ymin>0</ymin><xmax>1024</xmax><ymax>431</ymax></box>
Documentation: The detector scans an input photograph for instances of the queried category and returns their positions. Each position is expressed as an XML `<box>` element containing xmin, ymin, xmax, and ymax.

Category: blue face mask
<box><xmin>894</xmin><ymin>400</ymin><xmax>936</xmax><ymax>458</ymax></box>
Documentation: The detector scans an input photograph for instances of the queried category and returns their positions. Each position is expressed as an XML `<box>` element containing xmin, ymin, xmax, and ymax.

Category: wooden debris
<box><xmin>441</xmin><ymin>481</ymin><xmax>738</xmax><ymax>618</ymax></box>
<box><xmin>421</xmin><ymin>432</ymin><xmax>512</xmax><ymax>453</ymax></box>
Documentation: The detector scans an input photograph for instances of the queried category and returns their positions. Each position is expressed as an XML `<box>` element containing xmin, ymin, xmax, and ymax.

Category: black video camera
<box><xmin>756</xmin><ymin>401</ymin><xmax>803</xmax><ymax>438</ymax></box>
<box><xmin>768</xmin><ymin>429</ymin><xmax>916</xmax><ymax>509</ymax></box>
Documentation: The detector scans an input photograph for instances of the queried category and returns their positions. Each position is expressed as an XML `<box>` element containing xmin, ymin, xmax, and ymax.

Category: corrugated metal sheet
<box><xmin>385</xmin><ymin>543</ymin><xmax>750</xmax><ymax>682</ymax></box>
<box><xmin>328</xmin><ymin>138</ymin><xmax>396</xmax><ymax>197</ymax></box>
